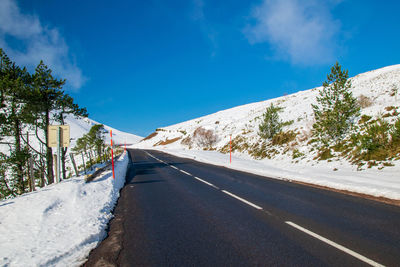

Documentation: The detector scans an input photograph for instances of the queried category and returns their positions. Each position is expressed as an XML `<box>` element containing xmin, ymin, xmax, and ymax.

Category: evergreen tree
<box><xmin>312</xmin><ymin>62</ymin><xmax>360</xmax><ymax>145</ymax></box>
<box><xmin>258</xmin><ymin>104</ymin><xmax>284</xmax><ymax>139</ymax></box>
<box><xmin>0</xmin><ymin>48</ymin><xmax>89</xmax><ymax>198</ymax></box>
<box><xmin>0</xmin><ymin>51</ymin><xmax>32</xmax><ymax>194</ymax></box>
<box><xmin>86</xmin><ymin>124</ymin><xmax>105</xmax><ymax>161</ymax></box>
<box><xmin>30</xmin><ymin>61</ymin><xmax>65</xmax><ymax>184</ymax></box>
<box><xmin>54</xmin><ymin>93</ymin><xmax>88</xmax><ymax>180</ymax></box>
<box><xmin>72</xmin><ymin>136</ymin><xmax>87</xmax><ymax>173</ymax></box>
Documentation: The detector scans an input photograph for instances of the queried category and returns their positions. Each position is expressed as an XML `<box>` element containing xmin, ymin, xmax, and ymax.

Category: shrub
<box><xmin>357</xmin><ymin>94</ymin><xmax>373</xmax><ymax>108</ymax></box>
<box><xmin>358</xmin><ymin>115</ymin><xmax>372</xmax><ymax>124</ymax></box>
<box><xmin>292</xmin><ymin>149</ymin><xmax>304</xmax><ymax>159</ymax></box>
<box><xmin>220</xmin><ymin>135</ymin><xmax>250</xmax><ymax>154</ymax></box>
<box><xmin>360</xmin><ymin>118</ymin><xmax>390</xmax><ymax>153</ymax></box>
<box><xmin>390</xmin><ymin>85</ymin><xmax>398</xmax><ymax>97</ymax></box>
<box><xmin>391</xmin><ymin>118</ymin><xmax>400</xmax><ymax>141</ymax></box>
<box><xmin>314</xmin><ymin>147</ymin><xmax>334</xmax><ymax>160</ymax></box>
<box><xmin>181</xmin><ymin>136</ymin><xmax>193</xmax><ymax>147</ymax></box>
<box><xmin>193</xmin><ymin>127</ymin><xmax>218</xmax><ymax>148</ymax></box>
<box><xmin>258</xmin><ymin>104</ymin><xmax>292</xmax><ymax>140</ymax></box>
<box><xmin>271</xmin><ymin>130</ymin><xmax>297</xmax><ymax>145</ymax></box>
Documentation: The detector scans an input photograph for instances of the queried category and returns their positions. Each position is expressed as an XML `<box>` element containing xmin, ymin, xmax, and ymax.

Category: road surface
<box><xmin>85</xmin><ymin>149</ymin><xmax>400</xmax><ymax>266</ymax></box>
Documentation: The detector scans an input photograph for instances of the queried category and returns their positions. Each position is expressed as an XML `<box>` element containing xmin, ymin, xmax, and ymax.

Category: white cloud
<box><xmin>191</xmin><ymin>0</ymin><xmax>205</xmax><ymax>21</ymax></box>
<box><xmin>0</xmin><ymin>0</ymin><xmax>86</xmax><ymax>90</ymax></box>
<box><xmin>244</xmin><ymin>0</ymin><xmax>341</xmax><ymax>65</ymax></box>
<box><xmin>190</xmin><ymin>0</ymin><xmax>219</xmax><ymax>57</ymax></box>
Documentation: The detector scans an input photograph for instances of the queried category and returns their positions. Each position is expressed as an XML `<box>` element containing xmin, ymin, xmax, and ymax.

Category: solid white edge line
<box><xmin>285</xmin><ymin>221</ymin><xmax>384</xmax><ymax>267</ymax></box>
<box><xmin>222</xmin><ymin>190</ymin><xmax>263</xmax><ymax>210</ymax></box>
<box><xmin>194</xmin><ymin>177</ymin><xmax>219</xmax><ymax>189</ymax></box>
<box><xmin>170</xmin><ymin>165</ymin><xmax>179</xmax><ymax>170</ymax></box>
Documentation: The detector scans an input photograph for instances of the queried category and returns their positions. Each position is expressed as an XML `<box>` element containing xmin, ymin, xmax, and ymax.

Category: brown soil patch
<box><xmin>142</xmin><ymin>132</ymin><xmax>158</xmax><ymax>141</ymax></box>
<box><xmin>154</xmin><ymin>137</ymin><xmax>182</xmax><ymax>146</ymax></box>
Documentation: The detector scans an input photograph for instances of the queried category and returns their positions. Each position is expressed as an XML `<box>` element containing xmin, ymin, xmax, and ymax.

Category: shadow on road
<box><xmin>126</xmin><ymin>161</ymin><xmax>184</xmax><ymax>183</ymax></box>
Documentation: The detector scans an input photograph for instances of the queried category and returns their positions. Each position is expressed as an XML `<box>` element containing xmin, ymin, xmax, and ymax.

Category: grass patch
<box><xmin>271</xmin><ymin>130</ymin><xmax>297</xmax><ymax>145</ymax></box>
<box><xmin>292</xmin><ymin>149</ymin><xmax>304</xmax><ymax>159</ymax></box>
<box><xmin>314</xmin><ymin>147</ymin><xmax>334</xmax><ymax>160</ymax></box>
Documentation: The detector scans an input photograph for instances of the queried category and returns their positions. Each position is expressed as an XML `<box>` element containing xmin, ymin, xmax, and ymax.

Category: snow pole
<box><xmin>230</xmin><ymin>135</ymin><xmax>232</xmax><ymax>164</ymax></box>
<box><xmin>110</xmin><ymin>130</ymin><xmax>115</xmax><ymax>179</ymax></box>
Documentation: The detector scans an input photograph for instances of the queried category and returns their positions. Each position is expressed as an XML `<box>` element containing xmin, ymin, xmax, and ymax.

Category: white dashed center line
<box><xmin>194</xmin><ymin>176</ymin><xmax>219</xmax><ymax>189</ymax></box>
<box><xmin>221</xmin><ymin>190</ymin><xmax>263</xmax><ymax>210</ymax></box>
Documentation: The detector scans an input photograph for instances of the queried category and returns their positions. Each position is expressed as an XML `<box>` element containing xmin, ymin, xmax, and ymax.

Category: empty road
<box><xmin>85</xmin><ymin>149</ymin><xmax>400</xmax><ymax>266</ymax></box>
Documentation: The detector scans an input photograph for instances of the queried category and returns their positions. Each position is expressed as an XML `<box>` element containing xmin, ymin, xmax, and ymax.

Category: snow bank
<box><xmin>0</xmin><ymin>152</ymin><xmax>130</xmax><ymax>267</ymax></box>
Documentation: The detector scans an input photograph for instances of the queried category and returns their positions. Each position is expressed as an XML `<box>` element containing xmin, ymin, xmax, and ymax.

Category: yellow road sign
<box><xmin>48</xmin><ymin>125</ymin><xmax>70</xmax><ymax>147</ymax></box>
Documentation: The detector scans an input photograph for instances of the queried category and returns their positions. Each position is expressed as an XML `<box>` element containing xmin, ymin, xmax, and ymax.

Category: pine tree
<box><xmin>0</xmin><ymin>50</ymin><xmax>32</xmax><ymax>194</ymax></box>
<box><xmin>86</xmin><ymin>124</ymin><xmax>105</xmax><ymax>161</ymax></box>
<box><xmin>30</xmin><ymin>61</ymin><xmax>65</xmax><ymax>184</ymax></box>
<box><xmin>54</xmin><ymin>93</ymin><xmax>88</xmax><ymax>180</ymax></box>
<box><xmin>258</xmin><ymin>104</ymin><xmax>284</xmax><ymax>139</ymax></box>
<box><xmin>312</xmin><ymin>62</ymin><xmax>360</xmax><ymax>145</ymax></box>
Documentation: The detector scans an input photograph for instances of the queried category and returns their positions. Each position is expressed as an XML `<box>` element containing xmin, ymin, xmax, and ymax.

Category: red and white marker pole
<box><xmin>230</xmin><ymin>135</ymin><xmax>232</xmax><ymax>164</ymax></box>
<box><xmin>110</xmin><ymin>130</ymin><xmax>115</xmax><ymax>179</ymax></box>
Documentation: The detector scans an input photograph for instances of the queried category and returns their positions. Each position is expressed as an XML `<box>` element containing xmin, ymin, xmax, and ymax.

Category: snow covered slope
<box><xmin>64</xmin><ymin>114</ymin><xmax>142</xmax><ymax>147</ymax></box>
<box><xmin>134</xmin><ymin>65</ymin><xmax>400</xmax><ymax>200</ymax></box>
<box><xmin>136</xmin><ymin>64</ymin><xmax>400</xmax><ymax>150</ymax></box>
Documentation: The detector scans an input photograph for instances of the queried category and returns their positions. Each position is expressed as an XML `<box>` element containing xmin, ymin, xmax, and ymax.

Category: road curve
<box><xmin>84</xmin><ymin>149</ymin><xmax>400</xmax><ymax>266</ymax></box>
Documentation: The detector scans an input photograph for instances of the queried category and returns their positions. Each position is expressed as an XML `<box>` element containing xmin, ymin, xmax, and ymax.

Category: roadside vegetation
<box><xmin>0</xmin><ymin>48</ymin><xmax>90</xmax><ymax>199</ymax></box>
<box><xmin>218</xmin><ymin>62</ymin><xmax>399</xmax><ymax>169</ymax></box>
<box><xmin>71</xmin><ymin>124</ymin><xmax>113</xmax><ymax>174</ymax></box>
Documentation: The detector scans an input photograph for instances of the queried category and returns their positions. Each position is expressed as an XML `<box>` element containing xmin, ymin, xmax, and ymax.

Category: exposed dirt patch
<box><xmin>153</xmin><ymin>137</ymin><xmax>181</xmax><ymax>146</ymax></box>
<box><xmin>142</xmin><ymin>132</ymin><xmax>158</xmax><ymax>141</ymax></box>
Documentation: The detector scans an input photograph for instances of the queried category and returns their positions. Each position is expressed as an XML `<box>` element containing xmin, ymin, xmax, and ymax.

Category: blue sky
<box><xmin>1</xmin><ymin>0</ymin><xmax>399</xmax><ymax>137</ymax></box>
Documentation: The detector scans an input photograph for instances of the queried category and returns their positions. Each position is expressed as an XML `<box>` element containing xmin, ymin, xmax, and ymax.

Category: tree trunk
<box><xmin>61</xmin><ymin>147</ymin><xmax>67</xmax><ymax>180</ymax></box>
<box><xmin>88</xmin><ymin>150</ymin><xmax>93</xmax><ymax>169</ymax></box>
<box><xmin>12</xmin><ymin>103</ymin><xmax>25</xmax><ymax>193</ymax></box>
<box><xmin>81</xmin><ymin>152</ymin><xmax>86</xmax><ymax>174</ymax></box>
<box><xmin>45</xmin><ymin>109</ymin><xmax>54</xmax><ymax>184</ymax></box>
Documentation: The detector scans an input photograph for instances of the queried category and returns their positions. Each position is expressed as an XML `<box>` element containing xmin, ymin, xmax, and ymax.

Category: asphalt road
<box><xmin>84</xmin><ymin>149</ymin><xmax>400</xmax><ymax>266</ymax></box>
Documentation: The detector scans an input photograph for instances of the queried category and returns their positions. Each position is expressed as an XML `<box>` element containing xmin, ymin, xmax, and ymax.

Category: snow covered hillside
<box><xmin>134</xmin><ymin>65</ymin><xmax>400</xmax><ymax>200</ymax></box>
<box><xmin>64</xmin><ymin>114</ymin><xmax>142</xmax><ymax>147</ymax></box>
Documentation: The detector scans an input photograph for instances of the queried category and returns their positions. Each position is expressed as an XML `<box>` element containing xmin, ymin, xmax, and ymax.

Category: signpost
<box><xmin>48</xmin><ymin>125</ymin><xmax>70</xmax><ymax>183</ymax></box>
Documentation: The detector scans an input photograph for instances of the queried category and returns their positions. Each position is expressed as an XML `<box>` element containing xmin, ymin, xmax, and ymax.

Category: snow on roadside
<box><xmin>0</xmin><ymin>152</ymin><xmax>129</xmax><ymax>267</ymax></box>
<box><xmin>148</xmin><ymin>148</ymin><xmax>400</xmax><ymax>200</ymax></box>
